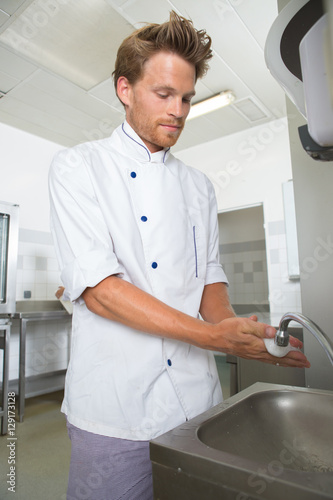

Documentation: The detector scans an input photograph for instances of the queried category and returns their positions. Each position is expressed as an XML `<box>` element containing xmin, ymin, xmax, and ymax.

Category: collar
<box><xmin>120</xmin><ymin>121</ymin><xmax>171</xmax><ymax>164</ymax></box>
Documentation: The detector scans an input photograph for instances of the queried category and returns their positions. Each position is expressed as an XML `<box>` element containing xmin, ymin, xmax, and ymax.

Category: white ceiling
<box><xmin>0</xmin><ymin>0</ymin><xmax>286</xmax><ymax>152</ymax></box>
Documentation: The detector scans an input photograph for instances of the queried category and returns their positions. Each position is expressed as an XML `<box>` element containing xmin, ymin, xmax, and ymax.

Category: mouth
<box><xmin>160</xmin><ymin>123</ymin><xmax>183</xmax><ymax>133</ymax></box>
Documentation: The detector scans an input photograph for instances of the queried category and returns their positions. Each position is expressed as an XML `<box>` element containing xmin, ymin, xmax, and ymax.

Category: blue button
<box><xmin>141</xmin><ymin>216</ymin><xmax>148</xmax><ymax>222</ymax></box>
<box><xmin>130</xmin><ymin>171</ymin><xmax>136</xmax><ymax>178</ymax></box>
<box><xmin>167</xmin><ymin>359</ymin><xmax>172</xmax><ymax>366</ymax></box>
<box><xmin>151</xmin><ymin>262</ymin><xmax>158</xmax><ymax>269</ymax></box>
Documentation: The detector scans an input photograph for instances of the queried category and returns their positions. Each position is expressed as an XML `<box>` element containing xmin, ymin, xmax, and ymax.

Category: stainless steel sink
<box><xmin>150</xmin><ymin>383</ymin><xmax>333</xmax><ymax>500</ymax></box>
<box><xmin>198</xmin><ymin>388</ymin><xmax>333</xmax><ymax>473</ymax></box>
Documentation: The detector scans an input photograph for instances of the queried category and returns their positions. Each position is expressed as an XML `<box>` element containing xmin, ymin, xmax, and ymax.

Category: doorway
<box><xmin>218</xmin><ymin>204</ymin><xmax>269</xmax><ymax>315</ymax></box>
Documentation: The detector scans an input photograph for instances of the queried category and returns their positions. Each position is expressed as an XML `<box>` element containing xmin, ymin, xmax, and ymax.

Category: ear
<box><xmin>117</xmin><ymin>76</ymin><xmax>131</xmax><ymax>107</ymax></box>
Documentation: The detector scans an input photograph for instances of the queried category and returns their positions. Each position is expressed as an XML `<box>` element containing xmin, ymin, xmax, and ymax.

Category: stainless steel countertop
<box><xmin>11</xmin><ymin>300</ymin><xmax>71</xmax><ymax>319</ymax></box>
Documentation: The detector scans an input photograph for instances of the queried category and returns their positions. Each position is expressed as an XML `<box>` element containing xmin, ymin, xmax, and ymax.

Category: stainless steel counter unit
<box><xmin>12</xmin><ymin>300</ymin><xmax>71</xmax><ymax>422</ymax></box>
<box><xmin>0</xmin><ymin>320</ymin><xmax>10</xmax><ymax>434</ymax></box>
<box><xmin>0</xmin><ymin>202</ymin><xmax>19</xmax><ymax>315</ymax></box>
<box><xmin>150</xmin><ymin>383</ymin><xmax>333</xmax><ymax>500</ymax></box>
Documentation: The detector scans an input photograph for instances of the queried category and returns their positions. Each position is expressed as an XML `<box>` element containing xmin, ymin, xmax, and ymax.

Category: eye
<box><xmin>157</xmin><ymin>93</ymin><xmax>168</xmax><ymax>99</ymax></box>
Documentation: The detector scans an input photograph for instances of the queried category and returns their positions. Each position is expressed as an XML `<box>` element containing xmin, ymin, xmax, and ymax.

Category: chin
<box><xmin>162</xmin><ymin>133</ymin><xmax>182</xmax><ymax>148</ymax></box>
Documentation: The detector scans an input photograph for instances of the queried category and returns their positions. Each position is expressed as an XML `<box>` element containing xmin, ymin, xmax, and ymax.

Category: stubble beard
<box><xmin>128</xmin><ymin>108</ymin><xmax>184</xmax><ymax>151</ymax></box>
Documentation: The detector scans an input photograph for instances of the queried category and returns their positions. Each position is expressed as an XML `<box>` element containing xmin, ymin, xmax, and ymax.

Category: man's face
<box><xmin>121</xmin><ymin>51</ymin><xmax>196</xmax><ymax>153</ymax></box>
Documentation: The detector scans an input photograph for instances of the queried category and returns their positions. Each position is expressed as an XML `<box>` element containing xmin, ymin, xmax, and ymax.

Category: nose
<box><xmin>168</xmin><ymin>97</ymin><xmax>184</xmax><ymax>119</ymax></box>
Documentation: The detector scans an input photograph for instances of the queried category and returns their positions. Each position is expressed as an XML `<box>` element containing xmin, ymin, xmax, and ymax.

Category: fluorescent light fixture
<box><xmin>187</xmin><ymin>91</ymin><xmax>236</xmax><ymax>120</ymax></box>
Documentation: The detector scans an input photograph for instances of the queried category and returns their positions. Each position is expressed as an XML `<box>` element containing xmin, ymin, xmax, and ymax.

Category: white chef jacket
<box><xmin>49</xmin><ymin>121</ymin><xmax>228</xmax><ymax>440</ymax></box>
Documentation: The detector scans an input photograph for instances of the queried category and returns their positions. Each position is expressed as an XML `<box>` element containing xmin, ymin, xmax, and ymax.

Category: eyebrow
<box><xmin>153</xmin><ymin>85</ymin><xmax>196</xmax><ymax>98</ymax></box>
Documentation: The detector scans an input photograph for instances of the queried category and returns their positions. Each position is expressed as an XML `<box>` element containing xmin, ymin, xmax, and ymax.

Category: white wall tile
<box><xmin>35</xmin><ymin>270</ymin><xmax>47</xmax><ymax>284</ymax></box>
<box><xmin>22</xmin><ymin>255</ymin><xmax>36</xmax><ymax>270</ymax></box>
<box><xmin>35</xmin><ymin>283</ymin><xmax>47</xmax><ymax>298</ymax></box>
<box><xmin>47</xmin><ymin>257</ymin><xmax>59</xmax><ymax>271</ymax></box>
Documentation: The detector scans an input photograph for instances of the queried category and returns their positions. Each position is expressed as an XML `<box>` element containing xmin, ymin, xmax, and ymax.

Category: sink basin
<box><xmin>150</xmin><ymin>383</ymin><xmax>333</xmax><ymax>500</ymax></box>
<box><xmin>198</xmin><ymin>389</ymin><xmax>333</xmax><ymax>473</ymax></box>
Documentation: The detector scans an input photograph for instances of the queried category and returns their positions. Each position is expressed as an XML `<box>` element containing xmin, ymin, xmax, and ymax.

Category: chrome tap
<box><xmin>275</xmin><ymin>312</ymin><xmax>333</xmax><ymax>367</ymax></box>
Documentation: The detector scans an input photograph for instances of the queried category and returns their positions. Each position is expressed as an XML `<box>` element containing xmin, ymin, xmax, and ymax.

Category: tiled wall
<box><xmin>220</xmin><ymin>240</ymin><xmax>269</xmax><ymax>312</ymax></box>
<box><xmin>16</xmin><ymin>228</ymin><xmax>60</xmax><ymax>300</ymax></box>
<box><xmin>4</xmin><ymin>229</ymin><xmax>71</xmax><ymax>381</ymax></box>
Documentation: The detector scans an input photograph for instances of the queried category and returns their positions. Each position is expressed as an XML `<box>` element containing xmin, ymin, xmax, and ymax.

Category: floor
<box><xmin>0</xmin><ymin>356</ymin><xmax>230</xmax><ymax>500</ymax></box>
<box><xmin>0</xmin><ymin>390</ymin><xmax>70</xmax><ymax>500</ymax></box>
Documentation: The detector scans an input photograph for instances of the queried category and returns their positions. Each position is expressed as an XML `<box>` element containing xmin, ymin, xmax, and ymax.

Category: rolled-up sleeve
<box><xmin>204</xmin><ymin>177</ymin><xmax>228</xmax><ymax>286</ymax></box>
<box><xmin>49</xmin><ymin>148</ymin><xmax>123</xmax><ymax>301</ymax></box>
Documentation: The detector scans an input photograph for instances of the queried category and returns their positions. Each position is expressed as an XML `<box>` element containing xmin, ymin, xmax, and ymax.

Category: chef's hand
<box><xmin>209</xmin><ymin>316</ymin><xmax>310</xmax><ymax>368</ymax></box>
<box><xmin>55</xmin><ymin>286</ymin><xmax>65</xmax><ymax>299</ymax></box>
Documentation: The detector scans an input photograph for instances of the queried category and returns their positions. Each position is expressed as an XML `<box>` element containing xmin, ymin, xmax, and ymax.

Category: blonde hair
<box><xmin>112</xmin><ymin>11</ymin><xmax>212</xmax><ymax>96</ymax></box>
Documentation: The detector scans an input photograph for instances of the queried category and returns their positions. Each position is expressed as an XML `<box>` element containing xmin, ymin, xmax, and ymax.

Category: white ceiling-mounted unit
<box><xmin>265</xmin><ymin>0</ymin><xmax>333</xmax><ymax>161</ymax></box>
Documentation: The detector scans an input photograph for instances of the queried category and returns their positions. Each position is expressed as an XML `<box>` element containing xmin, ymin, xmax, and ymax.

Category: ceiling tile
<box><xmin>0</xmin><ymin>0</ymin><xmax>134</xmax><ymax>90</ymax></box>
<box><xmin>0</xmin><ymin>106</ymin><xmax>75</xmax><ymax>146</ymax></box>
<box><xmin>114</xmin><ymin>0</ymin><xmax>172</xmax><ymax>26</ymax></box>
<box><xmin>0</xmin><ymin>94</ymin><xmax>80</xmax><ymax>144</ymax></box>
<box><xmin>7</xmin><ymin>82</ymin><xmax>124</xmax><ymax>141</ymax></box>
<box><xmin>10</xmin><ymin>84</ymin><xmax>100</xmax><ymax>129</ymax></box>
<box><xmin>27</xmin><ymin>70</ymin><xmax>124</xmax><ymax>121</ymax></box>
<box><xmin>0</xmin><ymin>0</ymin><xmax>29</xmax><ymax>16</ymax></box>
<box><xmin>196</xmin><ymin>106</ymin><xmax>250</xmax><ymax>136</ymax></box>
<box><xmin>195</xmin><ymin>55</ymin><xmax>258</xmax><ymax>105</ymax></box>
<box><xmin>106</xmin><ymin>0</ymin><xmax>130</xmax><ymax>7</ymax></box>
<box><xmin>0</xmin><ymin>45</ymin><xmax>37</xmax><ymax>80</ymax></box>
<box><xmin>89</xmin><ymin>79</ymin><xmax>124</xmax><ymax>113</ymax></box>
<box><xmin>232</xmin><ymin>0</ymin><xmax>278</xmax><ymax>49</ymax></box>
<box><xmin>0</xmin><ymin>9</ymin><xmax>9</xmax><ymax>27</ymax></box>
<box><xmin>173</xmin><ymin>129</ymin><xmax>202</xmax><ymax>153</ymax></box>
<box><xmin>0</xmin><ymin>69</ymin><xmax>19</xmax><ymax>92</ymax></box>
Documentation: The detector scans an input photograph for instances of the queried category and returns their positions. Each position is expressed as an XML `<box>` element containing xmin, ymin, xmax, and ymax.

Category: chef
<box><xmin>49</xmin><ymin>11</ymin><xmax>310</xmax><ymax>500</ymax></box>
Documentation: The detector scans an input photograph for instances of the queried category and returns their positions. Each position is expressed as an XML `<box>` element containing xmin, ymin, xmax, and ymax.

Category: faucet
<box><xmin>275</xmin><ymin>312</ymin><xmax>333</xmax><ymax>367</ymax></box>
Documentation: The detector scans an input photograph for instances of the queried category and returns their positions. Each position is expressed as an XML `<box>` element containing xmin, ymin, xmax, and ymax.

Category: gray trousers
<box><xmin>66</xmin><ymin>420</ymin><xmax>154</xmax><ymax>500</ymax></box>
